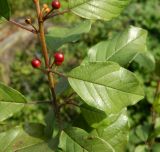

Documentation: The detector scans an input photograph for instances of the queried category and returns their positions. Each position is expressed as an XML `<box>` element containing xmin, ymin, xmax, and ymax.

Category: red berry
<box><xmin>31</xmin><ymin>58</ymin><xmax>41</xmax><ymax>68</ymax></box>
<box><xmin>54</xmin><ymin>61</ymin><xmax>63</xmax><ymax>66</ymax></box>
<box><xmin>52</xmin><ymin>0</ymin><xmax>61</xmax><ymax>9</ymax></box>
<box><xmin>54</xmin><ymin>52</ymin><xmax>64</xmax><ymax>65</ymax></box>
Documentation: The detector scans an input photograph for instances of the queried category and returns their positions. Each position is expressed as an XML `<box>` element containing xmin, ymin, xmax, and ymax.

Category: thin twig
<box><xmin>44</xmin><ymin>9</ymin><xmax>70</xmax><ymax>20</ymax></box>
<box><xmin>59</xmin><ymin>99</ymin><xmax>80</xmax><ymax>109</ymax></box>
<box><xmin>65</xmin><ymin>92</ymin><xmax>76</xmax><ymax>100</ymax></box>
<box><xmin>50</xmin><ymin>61</ymin><xmax>55</xmax><ymax>69</ymax></box>
<box><xmin>30</xmin><ymin>24</ymin><xmax>38</xmax><ymax>33</ymax></box>
<box><xmin>43</xmin><ymin>8</ymin><xmax>54</xmax><ymax>19</ymax></box>
<box><xmin>8</xmin><ymin>20</ymin><xmax>37</xmax><ymax>34</ymax></box>
<box><xmin>48</xmin><ymin>69</ymin><xmax>67</xmax><ymax>78</ymax></box>
<box><xmin>26</xmin><ymin>101</ymin><xmax>51</xmax><ymax>105</ymax></box>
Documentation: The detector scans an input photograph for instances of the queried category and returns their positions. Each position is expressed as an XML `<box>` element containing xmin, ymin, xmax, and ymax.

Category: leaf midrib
<box><xmin>68</xmin><ymin>76</ymin><xmax>143</xmax><ymax>97</ymax></box>
<box><xmin>106</xmin><ymin>32</ymin><xmax>146</xmax><ymax>61</ymax></box>
<box><xmin>69</xmin><ymin>0</ymin><xmax>127</xmax><ymax>10</ymax></box>
<box><xmin>0</xmin><ymin>100</ymin><xmax>25</xmax><ymax>104</ymax></box>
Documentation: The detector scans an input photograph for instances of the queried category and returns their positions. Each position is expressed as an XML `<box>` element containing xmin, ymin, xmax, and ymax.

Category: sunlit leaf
<box><xmin>68</xmin><ymin>0</ymin><xmax>131</xmax><ymax>21</ymax></box>
<box><xmin>68</xmin><ymin>62</ymin><xmax>144</xmax><ymax>114</ymax></box>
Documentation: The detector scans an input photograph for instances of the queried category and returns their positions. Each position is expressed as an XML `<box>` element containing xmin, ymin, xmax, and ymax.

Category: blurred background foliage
<box><xmin>1</xmin><ymin>0</ymin><xmax>160</xmax><ymax>151</ymax></box>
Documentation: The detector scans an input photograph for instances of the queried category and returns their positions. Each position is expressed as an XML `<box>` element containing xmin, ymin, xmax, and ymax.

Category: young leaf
<box><xmin>68</xmin><ymin>62</ymin><xmax>144</xmax><ymax>114</ymax></box>
<box><xmin>46</xmin><ymin>20</ymin><xmax>92</xmax><ymax>50</ymax></box>
<box><xmin>86</xmin><ymin>26</ymin><xmax>148</xmax><ymax>67</ymax></box>
<box><xmin>0</xmin><ymin>0</ymin><xmax>10</xmax><ymax>20</ymax></box>
<box><xmin>0</xmin><ymin>82</ymin><xmax>27</xmax><ymax>122</ymax></box>
<box><xmin>68</xmin><ymin>0</ymin><xmax>130</xmax><ymax>21</ymax></box>
<box><xmin>59</xmin><ymin>110</ymin><xmax>128</xmax><ymax>152</ymax></box>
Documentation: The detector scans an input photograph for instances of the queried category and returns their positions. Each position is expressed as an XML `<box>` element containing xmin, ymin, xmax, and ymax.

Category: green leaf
<box><xmin>135</xmin><ymin>125</ymin><xmax>151</xmax><ymax>142</ymax></box>
<box><xmin>44</xmin><ymin>109</ymin><xmax>59</xmax><ymax>138</ymax></box>
<box><xmin>0</xmin><ymin>82</ymin><xmax>27</xmax><ymax>122</ymax></box>
<box><xmin>68</xmin><ymin>62</ymin><xmax>144</xmax><ymax>114</ymax></box>
<box><xmin>152</xmin><ymin>143</ymin><xmax>160</xmax><ymax>152</ymax></box>
<box><xmin>68</xmin><ymin>0</ymin><xmax>130</xmax><ymax>21</ymax></box>
<box><xmin>80</xmin><ymin>104</ymin><xmax>107</xmax><ymax>128</ymax></box>
<box><xmin>0</xmin><ymin>17</ymin><xmax>7</xmax><ymax>24</ymax></box>
<box><xmin>46</xmin><ymin>20</ymin><xmax>92</xmax><ymax>50</ymax></box>
<box><xmin>0</xmin><ymin>0</ymin><xmax>10</xmax><ymax>20</ymax></box>
<box><xmin>0</xmin><ymin>124</ymin><xmax>57</xmax><ymax>152</ymax></box>
<box><xmin>55</xmin><ymin>77</ymin><xmax>70</xmax><ymax>96</ymax></box>
<box><xmin>134</xmin><ymin>145</ymin><xmax>149</xmax><ymax>152</ymax></box>
<box><xmin>134</xmin><ymin>51</ymin><xmax>155</xmax><ymax>72</ymax></box>
<box><xmin>86</xmin><ymin>26</ymin><xmax>148</xmax><ymax>67</ymax></box>
<box><xmin>81</xmin><ymin>104</ymin><xmax>127</xmax><ymax>129</ymax></box>
<box><xmin>59</xmin><ymin>110</ymin><xmax>128</xmax><ymax>152</ymax></box>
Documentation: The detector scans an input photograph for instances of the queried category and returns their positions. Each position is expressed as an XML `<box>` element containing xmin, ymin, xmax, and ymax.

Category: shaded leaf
<box><xmin>135</xmin><ymin>125</ymin><xmax>151</xmax><ymax>142</ymax></box>
<box><xmin>55</xmin><ymin>77</ymin><xmax>70</xmax><ymax>96</ymax></box>
<box><xmin>80</xmin><ymin>104</ymin><xmax>107</xmax><ymax>128</ymax></box>
<box><xmin>152</xmin><ymin>143</ymin><xmax>160</xmax><ymax>152</ymax></box>
<box><xmin>44</xmin><ymin>109</ymin><xmax>59</xmax><ymax>138</ymax></box>
<box><xmin>46</xmin><ymin>20</ymin><xmax>92</xmax><ymax>50</ymax></box>
<box><xmin>0</xmin><ymin>0</ymin><xmax>10</xmax><ymax>20</ymax></box>
<box><xmin>134</xmin><ymin>51</ymin><xmax>155</xmax><ymax>72</ymax></box>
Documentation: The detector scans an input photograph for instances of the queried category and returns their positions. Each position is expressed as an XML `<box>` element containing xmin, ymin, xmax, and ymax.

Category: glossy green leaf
<box><xmin>68</xmin><ymin>0</ymin><xmax>130</xmax><ymax>21</ymax></box>
<box><xmin>68</xmin><ymin>62</ymin><xmax>144</xmax><ymax>114</ymax></box>
<box><xmin>0</xmin><ymin>82</ymin><xmax>27</xmax><ymax>122</ymax></box>
<box><xmin>0</xmin><ymin>124</ymin><xmax>56</xmax><ymax>152</ymax></box>
<box><xmin>0</xmin><ymin>0</ymin><xmax>10</xmax><ymax>20</ymax></box>
<box><xmin>86</xmin><ymin>26</ymin><xmax>148</xmax><ymax>67</ymax></box>
<box><xmin>46</xmin><ymin>20</ymin><xmax>92</xmax><ymax>50</ymax></box>
<box><xmin>59</xmin><ymin>110</ymin><xmax>128</xmax><ymax>152</ymax></box>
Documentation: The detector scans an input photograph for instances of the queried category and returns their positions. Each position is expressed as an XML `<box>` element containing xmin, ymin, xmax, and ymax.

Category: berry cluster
<box><xmin>42</xmin><ymin>0</ymin><xmax>61</xmax><ymax>14</ymax></box>
<box><xmin>31</xmin><ymin>1</ymin><xmax>63</xmax><ymax>69</ymax></box>
<box><xmin>31</xmin><ymin>52</ymin><xmax>64</xmax><ymax>68</ymax></box>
